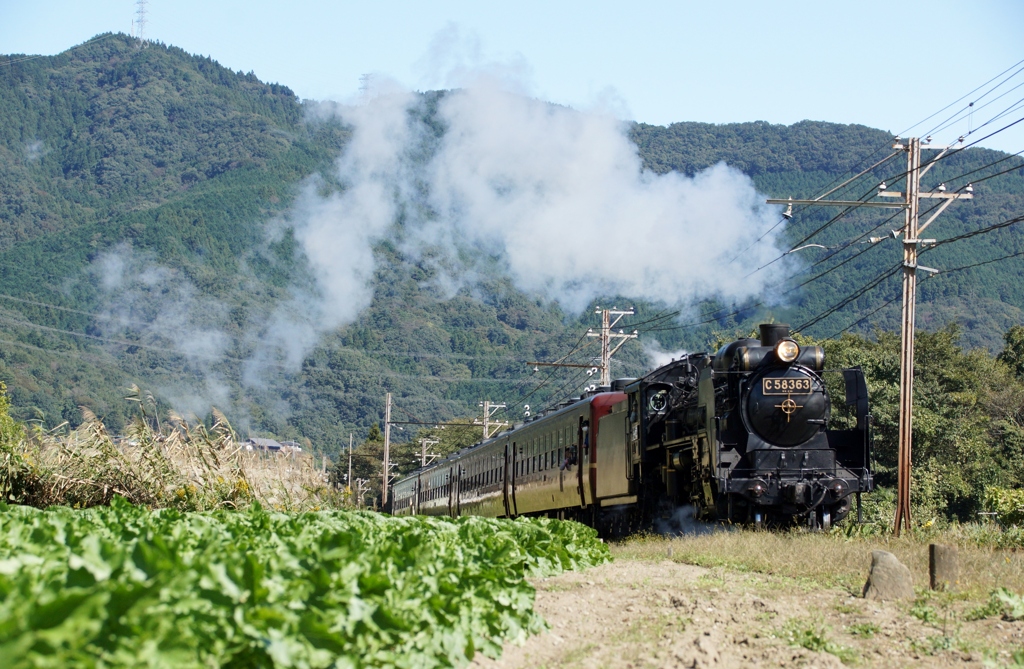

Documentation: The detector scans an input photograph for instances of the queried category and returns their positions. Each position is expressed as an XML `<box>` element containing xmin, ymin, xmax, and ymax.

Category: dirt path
<box><xmin>472</xmin><ymin>558</ymin><xmax>1024</xmax><ymax>668</ymax></box>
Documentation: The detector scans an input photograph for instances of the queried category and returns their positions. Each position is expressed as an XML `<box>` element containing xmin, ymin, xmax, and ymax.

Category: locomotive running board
<box><xmin>599</xmin><ymin>495</ymin><xmax>637</xmax><ymax>507</ymax></box>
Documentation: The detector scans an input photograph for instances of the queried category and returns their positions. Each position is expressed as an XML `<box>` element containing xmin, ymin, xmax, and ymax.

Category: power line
<box><xmin>899</xmin><ymin>58</ymin><xmax>1024</xmax><ymax>137</ymax></box>
<box><xmin>926</xmin><ymin>213</ymin><xmax>1024</xmax><ymax>249</ymax></box>
<box><xmin>826</xmin><ymin>242</ymin><xmax>1024</xmax><ymax>340</ymax></box>
<box><xmin>820</xmin><ymin>290</ymin><xmax>903</xmax><ymax>341</ymax></box>
<box><xmin>793</xmin><ymin>262</ymin><xmax>903</xmax><ymax>334</ymax></box>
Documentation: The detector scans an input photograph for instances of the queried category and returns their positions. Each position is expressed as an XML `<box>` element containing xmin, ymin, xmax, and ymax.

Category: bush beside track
<box><xmin>0</xmin><ymin>499</ymin><xmax>610</xmax><ymax>668</ymax></box>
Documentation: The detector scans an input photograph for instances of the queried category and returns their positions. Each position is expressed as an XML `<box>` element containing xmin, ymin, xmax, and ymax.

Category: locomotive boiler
<box><xmin>391</xmin><ymin>324</ymin><xmax>872</xmax><ymax>534</ymax></box>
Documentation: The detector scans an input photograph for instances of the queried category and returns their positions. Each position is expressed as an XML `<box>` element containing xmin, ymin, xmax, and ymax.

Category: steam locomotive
<box><xmin>390</xmin><ymin>324</ymin><xmax>872</xmax><ymax>534</ymax></box>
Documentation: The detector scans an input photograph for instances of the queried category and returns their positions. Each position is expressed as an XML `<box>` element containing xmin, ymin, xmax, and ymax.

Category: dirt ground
<box><xmin>471</xmin><ymin>556</ymin><xmax>1024</xmax><ymax>668</ymax></box>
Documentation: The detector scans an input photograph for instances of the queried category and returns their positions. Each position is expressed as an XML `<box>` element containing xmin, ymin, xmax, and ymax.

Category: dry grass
<box><xmin>613</xmin><ymin>527</ymin><xmax>1024</xmax><ymax>601</ymax></box>
<box><xmin>2</xmin><ymin>391</ymin><xmax>343</xmax><ymax>512</ymax></box>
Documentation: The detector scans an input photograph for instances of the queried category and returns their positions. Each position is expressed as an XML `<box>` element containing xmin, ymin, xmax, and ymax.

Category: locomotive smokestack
<box><xmin>759</xmin><ymin>323</ymin><xmax>790</xmax><ymax>347</ymax></box>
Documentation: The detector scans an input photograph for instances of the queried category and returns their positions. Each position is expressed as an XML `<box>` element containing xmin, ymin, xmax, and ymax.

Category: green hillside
<box><xmin>1</xmin><ymin>34</ymin><xmax>1023</xmax><ymax>457</ymax></box>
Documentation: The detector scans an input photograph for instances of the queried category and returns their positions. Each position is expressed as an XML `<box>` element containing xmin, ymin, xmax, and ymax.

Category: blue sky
<box><xmin>2</xmin><ymin>0</ymin><xmax>1023</xmax><ymax>153</ymax></box>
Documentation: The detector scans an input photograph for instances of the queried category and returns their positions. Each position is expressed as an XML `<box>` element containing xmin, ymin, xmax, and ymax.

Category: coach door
<box><xmin>509</xmin><ymin>441</ymin><xmax>519</xmax><ymax>517</ymax></box>
<box><xmin>578</xmin><ymin>417</ymin><xmax>595</xmax><ymax>508</ymax></box>
<box><xmin>502</xmin><ymin>442</ymin><xmax>512</xmax><ymax>517</ymax></box>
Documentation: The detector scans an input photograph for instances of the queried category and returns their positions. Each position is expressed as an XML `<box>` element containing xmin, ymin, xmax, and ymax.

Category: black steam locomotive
<box><xmin>391</xmin><ymin>324</ymin><xmax>872</xmax><ymax>534</ymax></box>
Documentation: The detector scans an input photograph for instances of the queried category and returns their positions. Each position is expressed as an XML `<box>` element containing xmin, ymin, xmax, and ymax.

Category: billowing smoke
<box><xmin>259</xmin><ymin>76</ymin><xmax>784</xmax><ymax>372</ymax></box>
<box><xmin>654</xmin><ymin>505</ymin><xmax>727</xmax><ymax>536</ymax></box>
<box><xmin>644</xmin><ymin>340</ymin><xmax>690</xmax><ymax>370</ymax></box>
<box><xmin>91</xmin><ymin>244</ymin><xmax>234</xmax><ymax>419</ymax></box>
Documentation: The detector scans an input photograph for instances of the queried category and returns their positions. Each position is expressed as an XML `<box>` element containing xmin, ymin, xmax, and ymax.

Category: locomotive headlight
<box><xmin>775</xmin><ymin>339</ymin><xmax>800</xmax><ymax>363</ymax></box>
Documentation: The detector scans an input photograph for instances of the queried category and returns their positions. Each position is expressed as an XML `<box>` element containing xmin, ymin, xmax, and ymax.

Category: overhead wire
<box><xmin>918</xmin><ymin>63</ymin><xmax>1024</xmax><ymax>138</ymax></box>
<box><xmin>793</xmin><ymin>262</ymin><xmax>904</xmax><ymax>334</ymax></box>
<box><xmin>898</xmin><ymin>58</ymin><xmax>1024</xmax><ymax>137</ymax></box>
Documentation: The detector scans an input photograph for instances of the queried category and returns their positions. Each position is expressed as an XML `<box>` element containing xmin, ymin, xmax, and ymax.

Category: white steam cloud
<box><xmin>262</xmin><ymin>76</ymin><xmax>784</xmax><ymax>370</ymax></box>
<box><xmin>644</xmin><ymin>341</ymin><xmax>690</xmax><ymax>369</ymax></box>
<box><xmin>91</xmin><ymin>244</ymin><xmax>234</xmax><ymax>419</ymax></box>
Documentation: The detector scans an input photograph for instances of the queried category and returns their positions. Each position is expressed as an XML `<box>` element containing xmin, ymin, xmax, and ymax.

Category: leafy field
<box><xmin>0</xmin><ymin>500</ymin><xmax>610</xmax><ymax>668</ymax></box>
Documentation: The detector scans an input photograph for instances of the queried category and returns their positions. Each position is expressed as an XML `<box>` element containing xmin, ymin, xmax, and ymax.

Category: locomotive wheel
<box><xmin>820</xmin><ymin>507</ymin><xmax>831</xmax><ymax>532</ymax></box>
<box><xmin>753</xmin><ymin>511</ymin><xmax>764</xmax><ymax>530</ymax></box>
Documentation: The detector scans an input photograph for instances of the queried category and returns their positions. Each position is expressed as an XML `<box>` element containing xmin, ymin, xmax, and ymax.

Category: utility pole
<box><xmin>419</xmin><ymin>438</ymin><xmax>440</xmax><ymax>467</ymax></box>
<box><xmin>355</xmin><ymin>478</ymin><xmax>369</xmax><ymax>507</ymax></box>
<box><xmin>768</xmin><ymin>136</ymin><xmax>973</xmax><ymax>536</ymax></box>
<box><xmin>382</xmin><ymin>392</ymin><xmax>392</xmax><ymax>506</ymax></box>
<box><xmin>587</xmin><ymin>307</ymin><xmax>638</xmax><ymax>386</ymax></box>
<box><xmin>474</xmin><ymin>401</ymin><xmax>508</xmax><ymax>440</ymax></box>
<box><xmin>347</xmin><ymin>433</ymin><xmax>353</xmax><ymax>493</ymax></box>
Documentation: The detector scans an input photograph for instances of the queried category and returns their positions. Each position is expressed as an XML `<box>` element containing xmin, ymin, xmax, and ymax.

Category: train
<box><xmin>390</xmin><ymin>324</ymin><xmax>873</xmax><ymax>534</ymax></box>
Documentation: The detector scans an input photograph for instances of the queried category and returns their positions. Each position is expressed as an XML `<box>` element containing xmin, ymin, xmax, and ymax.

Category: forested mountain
<box><xmin>1</xmin><ymin>34</ymin><xmax>1022</xmax><ymax>457</ymax></box>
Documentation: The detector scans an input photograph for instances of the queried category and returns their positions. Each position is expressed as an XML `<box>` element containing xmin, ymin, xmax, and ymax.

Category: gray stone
<box><xmin>929</xmin><ymin>543</ymin><xmax>959</xmax><ymax>591</ymax></box>
<box><xmin>862</xmin><ymin>550</ymin><xmax>914</xmax><ymax>600</ymax></box>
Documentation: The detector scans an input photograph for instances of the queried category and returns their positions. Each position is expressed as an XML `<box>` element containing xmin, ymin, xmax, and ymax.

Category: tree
<box><xmin>998</xmin><ymin>325</ymin><xmax>1024</xmax><ymax>379</ymax></box>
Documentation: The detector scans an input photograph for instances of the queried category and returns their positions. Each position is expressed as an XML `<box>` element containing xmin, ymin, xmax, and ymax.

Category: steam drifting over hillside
<box><xmin>272</xmin><ymin>77</ymin><xmax>785</xmax><ymax>368</ymax></box>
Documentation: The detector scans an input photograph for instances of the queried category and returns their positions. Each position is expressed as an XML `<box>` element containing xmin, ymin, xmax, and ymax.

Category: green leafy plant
<box><xmin>781</xmin><ymin>620</ymin><xmax>858</xmax><ymax>665</ymax></box>
<box><xmin>0</xmin><ymin>499</ymin><xmax>610</xmax><ymax>668</ymax></box>
<box><xmin>847</xmin><ymin>622</ymin><xmax>878</xmax><ymax>638</ymax></box>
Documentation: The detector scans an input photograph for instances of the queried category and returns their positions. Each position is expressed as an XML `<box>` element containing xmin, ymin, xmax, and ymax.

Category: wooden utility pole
<box><xmin>895</xmin><ymin>138</ymin><xmax>923</xmax><ymax>535</ymax></box>
<box><xmin>347</xmin><ymin>433</ymin><xmax>353</xmax><ymax>494</ymax></box>
<box><xmin>882</xmin><ymin>137</ymin><xmax>972</xmax><ymax>535</ymax></box>
<box><xmin>587</xmin><ymin>307</ymin><xmax>637</xmax><ymax>386</ymax></box>
<box><xmin>382</xmin><ymin>392</ymin><xmax>392</xmax><ymax>506</ymax></box>
<box><xmin>768</xmin><ymin>136</ymin><xmax>973</xmax><ymax>536</ymax></box>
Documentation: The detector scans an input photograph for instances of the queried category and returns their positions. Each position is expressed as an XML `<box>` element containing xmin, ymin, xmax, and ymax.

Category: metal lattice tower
<box><xmin>133</xmin><ymin>0</ymin><xmax>148</xmax><ymax>42</ymax></box>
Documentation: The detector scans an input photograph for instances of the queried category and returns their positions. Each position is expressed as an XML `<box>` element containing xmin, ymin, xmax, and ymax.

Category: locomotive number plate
<box><xmin>762</xmin><ymin>377</ymin><xmax>812</xmax><ymax>395</ymax></box>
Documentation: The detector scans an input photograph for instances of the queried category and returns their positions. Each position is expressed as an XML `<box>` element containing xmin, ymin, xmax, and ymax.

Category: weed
<box><xmin>781</xmin><ymin>620</ymin><xmax>859</xmax><ymax>665</ymax></box>
<box><xmin>910</xmin><ymin>634</ymin><xmax>958</xmax><ymax>656</ymax></box>
<box><xmin>847</xmin><ymin>622</ymin><xmax>878</xmax><ymax>638</ymax></box>
<box><xmin>910</xmin><ymin>600</ymin><xmax>940</xmax><ymax>625</ymax></box>
<box><xmin>997</xmin><ymin>588</ymin><xmax>1024</xmax><ymax>620</ymax></box>
<box><xmin>966</xmin><ymin>588</ymin><xmax>1024</xmax><ymax>621</ymax></box>
<box><xmin>966</xmin><ymin>590</ymin><xmax>1007</xmax><ymax>621</ymax></box>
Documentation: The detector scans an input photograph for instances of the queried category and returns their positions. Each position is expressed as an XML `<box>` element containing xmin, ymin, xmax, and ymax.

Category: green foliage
<box><xmin>983</xmin><ymin>486</ymin><xmax>1024</xmax><ymax>526</ymax></box>
<box><xmin>820</xmin><ymin>326</ymin><xmax>1024</xmax><ymax>521</ymax></box>
<box><xmin>965</xmin><ymin>588</ymin><xmax>1024</xmax><ymax>622</ymax></box>
<box><xmin>846</xmin><ymin>622</ymin><xmax>878</xmax><ymax>638</ymax></box>
<box><xmin>779</xmin><ymin>620</ymin><xmax>857</xmax><ymax>664</ymax></box>
<box><xmin>1000</xmin><ymin>325</ymin><xmax>1024</xmax><ymax>379</ymax></box>
<box><xmin>0</xmin><ymin>499</ymin><xmax>610</xmax><ymax>668</ymax></box>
